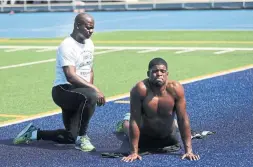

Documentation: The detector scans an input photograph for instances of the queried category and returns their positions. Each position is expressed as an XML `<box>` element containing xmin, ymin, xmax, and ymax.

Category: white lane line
<box><xmin>0</xmin><ymin>48</ymin><xmax>123</xmax><ymax>70</ymax></box>
<box><xmin>36</xmin><ymin>48</ymin><xmax>57</xmax><ymax>52</ymax></box>
<box><xmin>175</xmin><ymin>49</ymin><xmax>196</xmax><ymax>54</ymax></box>
<box><xmin>137</xmin><ymin>49</ymin><xmax>159</xmax><ymax>53</ymax></box>
<box><xmin>0</xmin><ymin>59</ymin><xmax>56</xmax><ymax>70</ymax></box>
<box><xmin>1</xmin><ymin>46</ymin><xmax>253</xmax><ymax>70</ymax></box>
<box><xmin>1</xmin><ymin>45</ymin><xmax>253</xmax><ymax>51</ymax></box>
<box><xmin>214</xmin><ymin>49</ymin><xmax>235</xmax><ymax>55</ymax></box>
<box><xmin>4</xmin><ymin>48</ymin><xmax>30</xmax><ymax>52</ymax></box>
<box><xmin>95</xmin><ymin>49</ymin><xmax>124</xmax><ymax>55</ymax></box>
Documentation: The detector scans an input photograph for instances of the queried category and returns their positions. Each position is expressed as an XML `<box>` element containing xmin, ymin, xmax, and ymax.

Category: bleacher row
<box><xmin>1</xmin><ymin>0</ymin><xmax>253</xmax><ymax>13</ymax></box>
<box><xmin>1</xmin><ymin>0</ymin><xmax>124</xmax><ymax>5</ymax></box>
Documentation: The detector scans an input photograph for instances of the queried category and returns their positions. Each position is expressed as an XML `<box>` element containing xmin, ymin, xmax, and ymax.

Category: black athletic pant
<box><xmin>37</xmin><ymin>84</ymin><xmax>97</xmax><ymax>144</ymax></box>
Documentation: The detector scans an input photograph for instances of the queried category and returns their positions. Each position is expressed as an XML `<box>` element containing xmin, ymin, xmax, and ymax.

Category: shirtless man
<box><xmin>117</xmin><ymin>57</ymin><xmax>200</xmax><ymax>162</ymax></box>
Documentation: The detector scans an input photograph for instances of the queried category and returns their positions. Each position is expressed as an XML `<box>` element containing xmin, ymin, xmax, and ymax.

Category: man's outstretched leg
<box><xmin>13</xmin><ymin>87</ymin><xmax>98</xmax><ymax>152</ymax></box>
<box><xmin>13</xmin><ymin>101</ymin><xmax>96</xmax><ymax>151</ymax></box>
<box><xmin>13</xmin><ymin>123</ymin><xmax>75</xmax><ymax>145</ymax></box>
<box><xmin>13</xmin><ymin>123</ymin><xmax>38</xmax><ymax>144</ymax></box>
<box><xmin>13</xmin><ymin>109</ymin><xmax>76</xmax><ymax>145</ymax></box>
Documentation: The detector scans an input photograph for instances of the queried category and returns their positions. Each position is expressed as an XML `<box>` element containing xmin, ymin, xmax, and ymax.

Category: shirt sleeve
<box><xmin>58</xmin><ymin>45</ymin><xmax>76</xmax><ymax>67</ymax></box>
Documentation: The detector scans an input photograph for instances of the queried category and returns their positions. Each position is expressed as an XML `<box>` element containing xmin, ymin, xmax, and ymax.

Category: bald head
<box><xmin>73</xmin><ymin>13</ymin><xmax>95</xmax><ymax>41</ymax></box>
<box><xmin>75</xmin><ymin>13</ymin><xmax>94</xmax><ymax>25</ymax></box>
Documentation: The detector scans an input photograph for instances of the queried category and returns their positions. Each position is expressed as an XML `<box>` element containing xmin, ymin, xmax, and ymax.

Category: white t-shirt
<box><xmin>53</xmin><ymin>36</ymin><xmax>94</xmax><ymax>86</ymax></box>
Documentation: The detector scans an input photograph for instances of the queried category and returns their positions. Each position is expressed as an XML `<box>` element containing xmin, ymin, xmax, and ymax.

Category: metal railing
<box><xmin>1</xmin><ymin>0</ymin><xmax>253</xmax><ymax>13</ymax></box>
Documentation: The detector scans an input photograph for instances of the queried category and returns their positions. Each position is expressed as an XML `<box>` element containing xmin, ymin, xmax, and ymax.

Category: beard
<box><xmin>153</xmin><ymin>80</ymin><xmax>165</xmax><ymax>87</ymax></box>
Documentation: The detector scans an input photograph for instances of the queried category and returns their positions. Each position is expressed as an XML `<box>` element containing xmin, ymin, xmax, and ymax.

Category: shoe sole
<box><xmin>13</xmin><ymin>122</ymin><xmax>33</xmax><ymax>144</ymax></box>
<box><xmin>75</xmin><ymin>146</ymin><xmax>96</xmax><ymax>152</ymax></box>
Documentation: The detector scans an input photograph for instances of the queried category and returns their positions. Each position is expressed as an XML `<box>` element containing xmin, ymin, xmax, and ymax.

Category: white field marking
<box><xmin>97</xmin><ymin>46</ymin><xmax>253</xmax><ymax>51</ymax></box>
<box><xmin>137</xmin><ymin>49</ymin><xmax>159</xmax><ymax>53</ymax></box>
<box><xmin>95</xmin><ymin>49</ymin><xmax>125</xmax><ymax>55</ymax></box>
<box><xmin>0</xmin><ymin>64</ymin><xmax>252</xmax><ymax>128</ymax></box>
<box><xmin>4</xmin><ymin>48</ymin><xmax>30</xmax><ymax>52</ymax></box>
<box><xmin>0</xmin><ymin>59</ymin><xmax>56</xmax><ymax>70</ymax></box>
<box><xmin>0</xmin><ymin>93</ymin><xmax>130</xmax><ymax>128</ymax></box>
<box><xmin>214</xmin><ymin>49</ymin><xmax>235</xmax><ymax>55</ymax></box>
<box><xmin>0</xmin><ymin>45</ymin><xmax>252</xmax><ymax>70</ymax></box>
<box><xmin>0</xmin><ymin>45</ymin><xmax>253</xmax><ymax>70</ymax></box>
<box><xmin>1</xmin><ymin>45</ymin><xmax>253</xmax><ymax>51</ymax></box>
<box><xmin>175</xmin><ymin>49</ymin><xmax>196</xmax><ymax>54</ymax></box>
<box><xmin>0</xmin><ymin>46</ymin><xmax>58</xmax><ymax>49</ymax></box>
<box><xmin>36</xmin><ymin>48</ymin><xmax>57</xmax><ymax>52</ymax></box>
<box><xmin>0</xmin><ymin>48</ymin><xmax>123</xmax><ymax>70</ymax></box>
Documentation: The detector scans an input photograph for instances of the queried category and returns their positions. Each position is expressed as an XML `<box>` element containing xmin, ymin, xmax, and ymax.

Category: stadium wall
<box><xmin>0</xmin><ymin>0</ymin><xmax>253</xmax><ymax>13</ymax></box>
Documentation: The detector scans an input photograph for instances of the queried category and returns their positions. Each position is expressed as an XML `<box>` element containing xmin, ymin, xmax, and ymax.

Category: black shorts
<box><xmin>138</xmin><ymin>132</ymin><xmax>179</xmax><ymax>150</ymax></box>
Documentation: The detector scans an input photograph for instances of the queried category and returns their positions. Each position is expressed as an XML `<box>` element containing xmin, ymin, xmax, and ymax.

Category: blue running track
<box><xmin>0</xmin><ymin>10</ymin><xmax>252</xmax><ymax>38</ymax></box>
<box><xmin>0</xmin><ymin>10</ymin><xmax>252</xmax><ymax>167</ymax></box>
<box><xmin>0</xmin><ymin>69</ymin><xmax>252</xmax><ymax>167</ymax></box>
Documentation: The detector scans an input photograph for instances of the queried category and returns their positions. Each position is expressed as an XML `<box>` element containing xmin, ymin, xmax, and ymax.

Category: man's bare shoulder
<box><xmin>166</xmin><ymin>80</ymin><xmax>185</xmax><ymax>99</ymax></box>
<box><xmin>131</xmin><ymin>79</ymin><xmax>149</xmax><ymax>97</ymax></box>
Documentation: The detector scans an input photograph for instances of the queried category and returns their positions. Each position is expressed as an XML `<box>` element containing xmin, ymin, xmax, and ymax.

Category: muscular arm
<box><xmin>173</xmin><ymin>82</ymin><xmax>193</xmax><ymax>153</ymax></box>
<box><xmin>63</xmin><ymin>66</ymin><xmax>98</xmax><ymax>92</ymax></box>
<box><xmin>129</xmin><ymin>85</ymin><xmax>143</xmax><ymax>154</ymax></box>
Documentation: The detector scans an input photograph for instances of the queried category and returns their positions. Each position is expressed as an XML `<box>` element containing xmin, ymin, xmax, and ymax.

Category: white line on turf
<box><xmin>1</xmin><ymin>45</ymin><xmax>252</xmax><ymax>70</ymax></box>
<box><xmin>0</xmin><ymin>59</ymin><xmax>56</xmax><ymax>70</ymax></box>
<box><xmin>0</xmin><ymin>48</ymin><xmax>123</xmax><ymax>70</ymax></box>
<box><xmin>0</xmin><ymin>46</ymin><xmax>253</xmax><ymax>51</ymax></box>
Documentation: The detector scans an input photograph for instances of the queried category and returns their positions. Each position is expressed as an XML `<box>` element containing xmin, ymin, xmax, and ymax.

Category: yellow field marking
<box><xmin>0</xmin><ymin>109</ymin><xmax>61</xmax><ymax>127</ymax></box>
<box><xmin>0</xmin><ymin>64</ymin><xmax>252</xmax><ymax>127</ymax></box>
<box><xmin>0</xmin><ymin>39</ymin><xmax>253</xmax><ymax>44</ymax></box>
<box><xmin>0</xmin><ymin>93</ymin><xmax>129</xmax><ymax>127</ymax></box>
<box><xmin>114</xmin><ymin>100</ymin><xmax>130</xmax><ymax>104</ymax></box>
<box><xmin>0</xmin><ymin>39</ymin><xmax>10</xmax><ymax>42</ymax></box>
<box><xmin>0</xmin><ymin>114</ymin><xmax>27</xmax><ymax>118</ymax></box>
